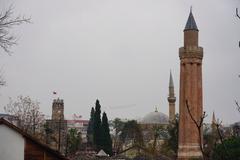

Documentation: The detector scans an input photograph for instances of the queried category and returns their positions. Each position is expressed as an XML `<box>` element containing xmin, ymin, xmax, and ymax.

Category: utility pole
<box><xmin>58</xmin><ymin>111</ymin><xmax>62</xmax><ymax>152</ymax></box>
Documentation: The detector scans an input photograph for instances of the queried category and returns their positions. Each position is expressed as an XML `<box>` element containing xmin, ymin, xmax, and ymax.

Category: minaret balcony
<box><xmin>168</xmin><ymin>97</ymin><xmax>176</xmax><ymax>103</ymax></box>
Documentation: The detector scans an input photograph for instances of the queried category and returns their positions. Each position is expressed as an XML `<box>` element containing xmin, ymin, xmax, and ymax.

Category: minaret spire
<box><xmin>211</xmin><ymin>111</ymin><xmax>218</xmax><ymax>139</ymax></box>
<box><xmin>169</xmin><ymin>70</ymin><xmax>174</xmax><ymax>88</ymax></box>
<box><xmin>168</xmin><ymin>70</ymin><xmax>176</xmax><ymax>122</ymax></box>
<box><xmin>184</xmin><ymin>8</ymin><xmax>198</xmax><ymax>31</ymax></box>
<box><xmin>212</xmin><ymin>111</ymin><xmax>216</xmax><ymax>124</ymax></box>
<box><xmin>183</xmin><ymin>9</ymin><xmax>200</xmax><ymax>48</ymax></box>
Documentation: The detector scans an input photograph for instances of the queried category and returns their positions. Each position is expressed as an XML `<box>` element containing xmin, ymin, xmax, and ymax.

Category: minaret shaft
<box><xmin>184</xmin><ymin>31</ymin><xmax>198</xmax><ymax>47</ymax></box>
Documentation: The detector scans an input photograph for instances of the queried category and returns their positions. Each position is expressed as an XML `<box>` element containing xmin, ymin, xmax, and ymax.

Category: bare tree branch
<box><xmin>236</xmin><ymin>8</ymin><xmax>240</xmax><ymax>48</ymax></box>
<box><xmin>215</xmin><ymin>120</ymin><xmax>223</xmax><ymax>144</ymax></box>
<box><xmin>236</xmin><ymin>8</ymin><xmax>240</xmax><ymax>19</ymax></box>
<box><xmin>0</xmin><ymin>5</ymin><xmax>31</xmax><ymax>54</ymax></box>
<box><xmin>4</xmin><ymin>96</ymin><xmax>45</xmax><ymax>135</ymax></box>
<box><xmin>186</xmin><ymin>100</ymin><xmax>207</xmax><ymax>160</ymax></box>
<box><xmin>235</xmin><ymin>100</ymin><xmax>240</xmax><ymax>113</ymax></box>
<box><xmin>214</xmin><ymin>119</ymin><xmax>232</xmax><ymax>160</ymax></box>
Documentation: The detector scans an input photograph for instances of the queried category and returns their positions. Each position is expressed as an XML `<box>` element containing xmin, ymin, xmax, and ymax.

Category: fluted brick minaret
<box><xmin>177</xmin><ymin>9</ymin><xmax>204</xmax><ymax>160</ymax></box>
<box><xmin>168</xmin><ymin>71</ymin><xmax>176</xmax><ymax>122</ymax></box>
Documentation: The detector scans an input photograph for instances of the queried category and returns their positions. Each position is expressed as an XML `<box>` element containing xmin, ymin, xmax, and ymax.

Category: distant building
<box><xmin>112</xmin><ymin>72</ymin><xmax>176</xmax><ymax>159</ymax></box>
<box><xmin>220</xmin><ymin>121</ymin><xmax>240</xmax><ymax>138</ymax></box>
<box><xmin>136</xmin><ymin>108</ymin><xmax>169</xmax><ymax>153</ymax></box>
<box><xmin>46</xmin><ymin>98</ymin><xmax>90</xmax><ymax>152</ymax></box>
<box><xmin>140</xmin><ymin>108</ymin><xmax>169</xmax><ymax>126</ymax></box>
<box><xmin>0</xmin><ymin>118</ymin><xmax>68</xmax><ymax>160</ymax></box>
<box><xmin>66</xmin><ymin>119</ymin><xmax>89</xmax><ymax>143</ymax></box>
<box><xmin>232</xmin><ymin>121</ymin><xmax>240</xmax><ymax>136</ymax></box>
<box><xmin>137</xmin><ymin>71</ymin><xmax>176</xmax><ymax>143</ymax></box>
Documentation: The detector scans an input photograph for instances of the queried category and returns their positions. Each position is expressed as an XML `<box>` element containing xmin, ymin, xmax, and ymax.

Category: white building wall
<box><xmin>0</xmin><ymin>125</ymin><xmax>24</xmax><ymax>160</ymax></box>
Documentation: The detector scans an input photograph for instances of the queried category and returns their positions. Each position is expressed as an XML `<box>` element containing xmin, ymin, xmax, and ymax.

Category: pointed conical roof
<box><xmin>184</xmin><ymin>9</ymin><xmax>198</xmax><ymax>31</ymax></box>
<box><xmin>169</xmin><ymin>71</ymin><xmax>174</xmax><ymax>88</ymax></box>
<box><xmin>212</xmin><ymin>112</ymin><xmax>216</xmax><ymax>124</ymax></box>
<box><xmin>96</xmin><ymin>149</ymin><xmax>108</xmax><ymax>157</ymax></box>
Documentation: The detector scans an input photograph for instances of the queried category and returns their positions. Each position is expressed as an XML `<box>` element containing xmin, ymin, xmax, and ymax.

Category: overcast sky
<box><xmin>0</xmin><ymin>0</ymin><xmax>239</xmax><ymax>124</ymax></box>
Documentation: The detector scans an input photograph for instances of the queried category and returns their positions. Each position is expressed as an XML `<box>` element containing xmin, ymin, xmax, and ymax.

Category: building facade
<box><xmin>66</xmin><ymin>119</ymin><xmax>89</xmax><ymax>143</ymax></box>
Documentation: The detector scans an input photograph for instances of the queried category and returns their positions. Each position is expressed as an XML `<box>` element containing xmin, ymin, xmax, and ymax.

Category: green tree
<box><xmin>66</xmin><ymin>128</ymin><xmax>81</xmax><ymax>155</ymax></box>
<box><xmin>102</xmin><ymin>112</ymin><xmax>112</xmax><ymax>156</ymax></box>
<box><xmin>120</xmin><ymin>120</ymin><xmax>144</xmax><ymax>146</ymax></box>
<box><xmin>212</xmin><ymin>137</ymin><xmax>240</xmax><ymax>160</ymax></box>
<box><xmin>161</xmin><ymin>114</ymin><xmax>178</xmax><ymax>158</ymax></box>
<box><xmin>202</xmin><ymin>123</ymin><xmax>221</xmax><ymax>158</ymax></box>
<box><xmin>87</xmin><ymin>107</ymin><xmax>95</xmax><ymax>145</ymax></box>
<box><xmin>112</xmin><ymin>118</ymin><xmax>125</xmax><ymax>153</ymax></box>
<box><xmin>112</xmin><ymin>118</ymin><xmax>125</xmax><ymax>136</ymax></box>
<box><xmin>149</xmin><ymin>125</ymin><xmax>168</xmax><ymax>156</ymax></box>
<box><xmin>93</xmin><ymin>99</ymin><xmax>102</xmax><ymax>151</ymax></box>
<box><xmin>101</xmin><ymin>112</ymin><xmax>113</xmax><ymax>156</ymax></box>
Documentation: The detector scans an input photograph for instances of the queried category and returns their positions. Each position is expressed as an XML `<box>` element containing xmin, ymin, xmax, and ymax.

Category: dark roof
<box><xmin>184</xmin><ymin>10</ymin><xmax>198</xmax><ymax>31</ymax></box>
<box><xmin>0</xmin><ymin>113</ymin><xmax>12</xmax><ymax>117</ymax></box>
<box><xmin>0</xmin><ymin>118</ymin><xmax>69</xmax><ymax>160</ymax></box>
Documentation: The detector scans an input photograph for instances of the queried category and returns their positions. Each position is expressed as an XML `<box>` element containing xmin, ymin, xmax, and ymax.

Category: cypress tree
<box><xmin>101</xmin><ymin>112</ymin><xmax>113</xmax><ymax>156</ymax></box>
<box><xmin>93</xmin><ymin>99</ymin><xmax>102</xmax><ymax>151</ymax></box>
<box><xmin>87</xmin><ymin>107</ymin><xmax>95</xmax><ymax>145</ymax></box>
<box><xmin>67</xmin><ymin>128</ymin><xmax>81</xmax><ymax>155</ymax></box>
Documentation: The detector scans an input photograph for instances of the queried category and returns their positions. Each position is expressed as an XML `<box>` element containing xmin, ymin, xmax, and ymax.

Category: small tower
<box><xmin>52</xmin><ymin>98</ymin><xmax>64</xmax><ymax>121</ymax></box>
<box><xmin>168</xmin><ymin>71</ymin><xmax>176</xmax><ymax>122</ymax></box>
<box><xmin>177</xmin><ymin>9</ymin><xmax>204</xmax><ymax>160</ymax></box>
<box><xmin>47</xmin><ymin>98</ymin><xmax>67</xmax><ymax>154</ymax></box>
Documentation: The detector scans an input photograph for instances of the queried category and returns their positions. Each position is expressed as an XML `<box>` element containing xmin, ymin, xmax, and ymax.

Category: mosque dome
<box><xmin>141</xmin><ymin>108</ymin><xmax>169</xmax><ymax>124</ymax></box>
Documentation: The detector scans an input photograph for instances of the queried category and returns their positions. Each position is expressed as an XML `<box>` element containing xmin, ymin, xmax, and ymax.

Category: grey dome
<box><xmin>141</xmin><ymin>110</ymin><xmax>169</xmax><ymax>124</ymax></box>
